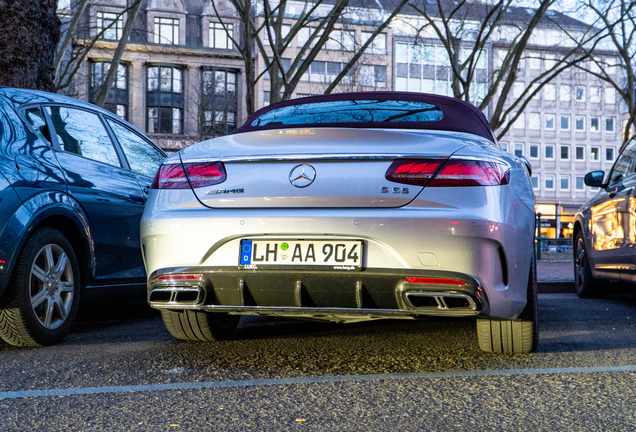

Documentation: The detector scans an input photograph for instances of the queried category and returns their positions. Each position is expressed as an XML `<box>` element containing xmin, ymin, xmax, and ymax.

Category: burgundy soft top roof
<box><xmin>234</xmin><ymin>92</ymin><xmax>496</xmax><ymax>143</ymax></box>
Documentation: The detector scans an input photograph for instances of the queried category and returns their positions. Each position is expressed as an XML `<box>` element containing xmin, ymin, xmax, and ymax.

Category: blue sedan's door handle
<box><xmin>143</xmin><ymin>185</ymin><xmax>151</xmax><ymax>194</ymax></box>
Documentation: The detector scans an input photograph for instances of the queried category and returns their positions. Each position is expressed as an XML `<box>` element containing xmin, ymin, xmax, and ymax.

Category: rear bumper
<box><xmin>147</xmin><ymin>267</ymin><xmax>489</xmax><ymax>322</ymax></box>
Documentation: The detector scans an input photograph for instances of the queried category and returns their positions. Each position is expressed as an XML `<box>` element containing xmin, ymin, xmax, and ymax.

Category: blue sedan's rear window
<box><xmin>251</xmin><ymin>100</ymin><xmax>443</xmax><ymax>127</ymax></box>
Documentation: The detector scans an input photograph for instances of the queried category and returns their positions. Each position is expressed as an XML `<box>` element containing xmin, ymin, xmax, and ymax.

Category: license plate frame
<box><xmin>239</xmin><ymin>239</ymin><xmax>364</xmax><ymax>270</ymax></box>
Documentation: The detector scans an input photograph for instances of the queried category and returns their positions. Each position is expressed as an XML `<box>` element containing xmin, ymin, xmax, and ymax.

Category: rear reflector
<box><xmin>405</xmin><ymin>277</ymin><xmax>467</xmax><ymax>286</ymax></box>
<box><xmin>386</xmin><ymin>158</ymin><xmax>509</xmax><ymax>187</ymax></box>
<box><xmin>156</xmin><ymin>274</ymin><xmax>203</xmax><ymax>281</ymax></box>
<box><xmin>151</xmin><ymin>162</ymin><xmax>226</xmax><ymax>189</ymax></box>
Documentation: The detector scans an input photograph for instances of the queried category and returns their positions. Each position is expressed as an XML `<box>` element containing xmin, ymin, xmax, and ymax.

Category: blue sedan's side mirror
<box><xmin>584</xmin><ymin>171</ymin><xmax>605</xmax><ymax>188</ymax></box>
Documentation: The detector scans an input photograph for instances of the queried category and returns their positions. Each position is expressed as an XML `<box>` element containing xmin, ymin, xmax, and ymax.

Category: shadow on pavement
<box><xmin>74</xmin><ymin>286</ymin><xmax>160</xmax><ymax>327</ymax></box>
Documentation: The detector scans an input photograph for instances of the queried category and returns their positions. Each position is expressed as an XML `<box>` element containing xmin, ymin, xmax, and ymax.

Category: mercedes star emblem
<box><xmin>289</xmin><ymin>164</ymin><xmax>316</xmax><ymax>188</ymax></box>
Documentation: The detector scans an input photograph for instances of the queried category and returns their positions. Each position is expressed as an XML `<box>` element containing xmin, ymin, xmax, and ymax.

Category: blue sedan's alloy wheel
<box><xmin>0</xmin><ymin>227</ymin><xmax>81</xmax><ymax>347</ymax></box>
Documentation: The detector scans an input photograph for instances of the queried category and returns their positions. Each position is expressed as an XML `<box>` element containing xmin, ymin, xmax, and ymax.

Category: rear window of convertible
<box><xmin>250</xmin><ymin>100</ymin><xmax>444</xmax><ymax>127</ymax></box>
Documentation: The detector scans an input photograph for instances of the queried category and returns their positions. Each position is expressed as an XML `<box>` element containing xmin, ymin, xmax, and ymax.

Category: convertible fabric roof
<box><xmin>234</xmin><ymin>92</ymin><xmax>496</xmax><ymax>143</ymax></box>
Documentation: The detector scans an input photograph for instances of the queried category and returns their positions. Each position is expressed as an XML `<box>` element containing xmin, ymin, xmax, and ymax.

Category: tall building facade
<box><xmin>65</xmin><ymin>0</ymin><xmax>246</xmax><ymax>151</ymax></box>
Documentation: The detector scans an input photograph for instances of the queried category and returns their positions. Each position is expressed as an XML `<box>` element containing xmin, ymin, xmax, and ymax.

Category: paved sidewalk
<box><xmin>537</xmin><ymin>259</ymin><xmax>574</xmax><ymax>293</ymax></box>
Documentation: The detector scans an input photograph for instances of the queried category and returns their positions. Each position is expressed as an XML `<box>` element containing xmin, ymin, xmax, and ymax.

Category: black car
<box><xmin>0</xmin><ymin>88</ymin><xmax>165</xmax><ymax>346</ymax></box>
<box><xmin>575</xmin><ymin>136</ymin><xmax>636</xmax><ymax>297</ymax></box>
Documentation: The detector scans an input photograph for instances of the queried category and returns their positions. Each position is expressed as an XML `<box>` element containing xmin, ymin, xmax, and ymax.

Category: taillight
<box><xmin>151</xmin><ymin>162</ymin><xmax>226</xmax><ymax>189</ymax></box>
<box><xmin>184</xmin><ymin>162</ymin><xmax>226</xmax><ymax>188</ymax></box>
<box><xmin>429</xmin><ymin>160</ymin><xmax>510</xmax><ymax>187</ymax></box>
<box><xmin>385</xmin><ymin>158</ymin><xmax>445</xmax><ymax>186</ymax></box>
<box><xmin>151</xmin><ymin>163</ymin><xmax>189</xmax><ymax>189</ymax></box>
<box><xmin>385</xmin><ymin>158</ymin><xmax>509</xmax><ymax>187</ymax></box>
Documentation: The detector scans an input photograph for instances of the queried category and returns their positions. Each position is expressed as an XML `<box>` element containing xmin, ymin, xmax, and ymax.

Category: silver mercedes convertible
<box><xmin>141</xmin><ymin>92</ymin><xmax>537</xmax><ymax>353</ymax></box>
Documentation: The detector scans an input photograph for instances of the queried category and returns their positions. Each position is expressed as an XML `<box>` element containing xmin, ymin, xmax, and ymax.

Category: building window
<box><xmin>210</xmin><ymin>22</ymin><xmax>233</xmax><ymax>49</ymax></box>
<box><xmin>201</xmin><ymin>68</ymin><xmax>238</xmax><ymax>137</ymax></box>
<box><xmin>500</xmin><ymin>142</ymin><xmax>508</xmax><ymax>152</ymax></box>
<box><xmin>543</xmin><ymin>84</ymin><xmax>555</xmax><ymax>100</ymax></box>
<box><xmin>263</xmin><ymin>91</ymin><xmax>270</xmax><ymax>107</ymax></box>
<box><xmin>528</xmin><ymin>52</ymin><xmax>541</xmax><ymax>69</ymax></box>
<box><xmin>606</xmin><ymin>117</ymin><xmax>615</xmax><ymax>132</ymax></box>
<box><xmin>513</xmin><ymin>113</ymin><xmax>524</xmax><ymax>129</ymax></box>
<box><xmin>513</xmin><ymin>82</ymin><xmax>524</xmax><ymax>99</ymax></box>
<box><xmin>591</xmin><ymin>117</ymin><xmax>600</xmax><ymax>132</ymax></box>
<box><xmin>394</xmin><ymin>43</ymin><xmax>483</xmax><ymax>98</ymax></box>
<box><xmin>560</xmin><ymin>85</ymin><xmax>571</xmax><ymax>101</ymax></box>
<box><xmin>560</xmin><ymin>175</ymin><xmax>570</xmax><ymax>190</ymax></box>
<box><xmin>361</xmin><ymin>32</ymin><xmax>386</xmax><ymax>54</ymax></box>
<box><xmin>605</xmin><ymin>88</ymin><xmax>616</xmax><ymax>104</ymax></box>
<box><xmin>529</xmin><ymin>113</ymin><xmax>540</xmax><ymax>129</ymax></box>
<box><xmin>576</xmin><ymin>146</ymin><xmax>585</xmax><ymax>161</ymax></box>
<box><xmin>575</xmin><ymin>86</ymin><xmax>585</xmax><ymax>101</ymax></box>
<box><xmin>326</xmin><ymin>30</ymin><xmax>356</xmax><ymax>51</ymax></box>
<box><xmin>154</xmin><ymin>17</ymin><xmax>179</xmax><ymax>45</ymax></box>
<box><xmin>576</xmin><ymin>176</ymin><xmax>585</xmax><ymax>191</ymax></box>
<box><xmin>514</xmin><ymin>143</ymin><xmax>524</xmax><ymax>157</ymax></box>
<box><xmin>545</xmin><ymin>174</ymin><xmax>555</xmax><ymax>190</ymax></box>
<box><xmin>89</xmin><ymin>61</ymin><xmax>128</xmax><ymax>120</ymax></box>
<box><xmin>545</xmin><ymin>144</ymin><xmax>555</xmax><ymax>160</ymax></box>
<box><xmin>529</xmin><ymin>144</ymin><xmax>539</xmax><ymax>159</ymax></box>
<box><xmin>575</xmin><ymin>116</ymin><xmax>585</xmax><ymax>131</ymax></box>
<box><xmin>360</xmin><ymin>65</ymin><xmax>387</xmax><ymax>88</ymax></box>
<box><xmin>531</xmin><ymin>175</ymin><xmax>539</xmax><ymax>190</ymax></box>
<box><xmin>606</xmin><ymin>147</ymin><xmax>615</xmax><ymax>162</ymax></box>
<box><xmin>560</xmin><ymin>145</ymin><xmax>569</xmax><ymax>160</ymax></box>
<box><xmin>146</xmin><ymin>65</ymin><xmax>183</xmax><ymax>134</ymax></box>
<box><xmin>590</xmin><ymin>147</ymin><xmax>600</xmax><ymax>161</ymax></box>
<box><xmin>560</xmin><ymin>115</ymin><xmax>570</xmax><ymax>130</ymax></box>
<box><xmin>545</xmin><ymin>114</ymin><xmax>555</xmax><ymax>130</ymax></box>
<box><xmin>97</xmin><ymin>11</ymin><xmax>123</xmax><ymax>40</ymax></box>
<box><xmin>264</xmin><ymin>24</ymin><xmax>291</xmax><ymax>46</ymax></box>
<box><xmin>590</xmin><ymin>86</ymin><xmax>601</xmax><ymax>103</ymax></box>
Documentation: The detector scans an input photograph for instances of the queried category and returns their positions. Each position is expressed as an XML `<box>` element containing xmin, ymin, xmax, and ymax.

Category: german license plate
<box><xmin>239</xmin><ymin>240</ymin><xmax>363</xmax><ymax>269</ymax></box>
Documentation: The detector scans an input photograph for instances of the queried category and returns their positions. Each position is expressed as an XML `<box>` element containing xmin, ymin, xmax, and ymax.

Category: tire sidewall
<box><xmin>14</xmin><ymin>228</ymin><xmax>81</xmax><ymax>346</ymax></box>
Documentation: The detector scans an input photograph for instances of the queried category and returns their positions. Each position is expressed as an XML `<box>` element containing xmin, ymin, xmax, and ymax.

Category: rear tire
<box><xmin>477</xmin><ymin>250</ymin><xmax>538</xmax><ymax>353</ymax></box>
<box><xmin>161</xmin><ymin>310</ymin><xmax>240</xmax><ymax>341</ymax></box>
<box><xmin>0</xmin><ymin>227</ymin><xmax>81</xmax><ymax>347</ymax></box>
<box><xmin>574</xmin><ymin>231</ymin><xmax>607</xmax><ymax>298</ymax></box>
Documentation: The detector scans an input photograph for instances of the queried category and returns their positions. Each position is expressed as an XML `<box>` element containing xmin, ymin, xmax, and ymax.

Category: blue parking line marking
<box><xmin>3</xmin><ymin>365</ymin><xmax>636</xmax><ymax>400</ymax></box>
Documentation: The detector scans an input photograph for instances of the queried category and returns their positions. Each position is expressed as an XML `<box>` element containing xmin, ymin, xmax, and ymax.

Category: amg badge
<box><xmin>206</xmin><ymin>188</ymin><xmax>244</xmax><ymax>195</ymax></box>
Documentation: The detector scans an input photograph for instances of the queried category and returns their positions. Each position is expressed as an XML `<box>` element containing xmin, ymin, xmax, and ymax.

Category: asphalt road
<box><xmin>3</xmin><ymin>290</ymin><xmax>636</xmax><ymax>431</ymax></box>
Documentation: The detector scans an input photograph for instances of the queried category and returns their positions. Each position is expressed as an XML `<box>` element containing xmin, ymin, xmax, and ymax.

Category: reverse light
<box><xmin>405</xmin><ymin>277</ymin><xmax>467</xmax><ymax>286</ymax></box>
<box><xmin>156</xmin><ymin>274</ymin><xmax>203</xmax><ymax>281</ymax></box>
<box><xmin>151</xmin><ymin>162</ymin><xmax>226</xmax><ymax>189</ymax></box>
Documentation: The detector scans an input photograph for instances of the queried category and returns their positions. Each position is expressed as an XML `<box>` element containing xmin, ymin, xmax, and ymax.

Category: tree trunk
<box><xmin>0</xmin><ymin>0</ymin><xmax>61</xmax><ymax>91</ymax></box>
